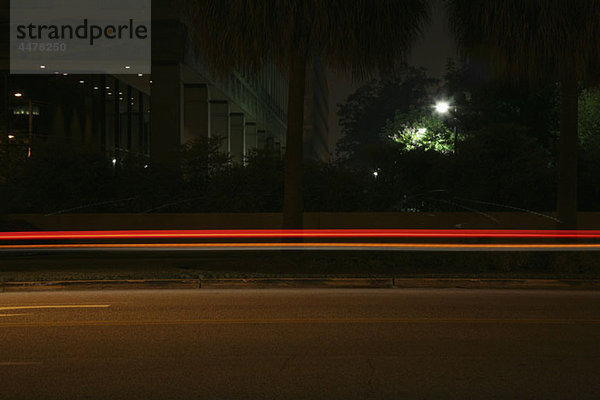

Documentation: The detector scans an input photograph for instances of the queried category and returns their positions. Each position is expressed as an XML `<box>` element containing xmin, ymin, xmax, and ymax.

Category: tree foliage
<box><xmin>579</xmin><ymin>87</ymin><xmax>600</xmax><ymax>148</ymax></box>
<box><xmin>445</xmin><ymin>0</ymin><xmax>600</xmax><ymax>85</ymax></box>
<box><xmin>442</xmin><ymin>60</ymin><xmax>560</xmax><ymax>146</ymax></box>
<box><xmin>336</xmin><ymin>65</ymin><xmax>439</xmax><ymax>162</ymax></box>
<box><xmin>444</xmin><ymin>0</ymin><xmax>600</xmax><ymax>228</ymax></box>
<box><xmin>383</xmin><ymin>109</ymin><xmax>454</xmax><ymax>153</ymax></box>
<box><xmin>178</xmin><ymin>0</ymin><xmax>431</xmax><ymax>228</ymax></box>
<box><xmin>179</xmin><ymin>0</ymin><xmax>430</xmax><ymax>78</ymax></box>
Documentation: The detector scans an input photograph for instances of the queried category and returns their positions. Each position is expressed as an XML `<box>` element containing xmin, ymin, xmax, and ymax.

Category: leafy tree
<box><xmin>336</xmin><ymin>66</ymin><xmax>439</xmax><ymax>164</ymax></box>
<box><xmin>578</xmin><ymin>87</ymin><xmax>600</xmax><ymax>211</ymax></box>
<box><xmin>579</xmin><ymin>87</ymin><xmax>600</xmax><ymax>148</ymax></box>
<box><xmin>181</xmin><ymin>137</ymin><xmax>230</xmax><ymax>194</ymax></box>
<box><xmin>303</xmin><ymin>161</ymin><xmax>370</xmax><ymax>212</ymax></box>
<box><xmin>179</xmin><ymin>0</ymin><xmax>431</xmax><ymax>227</ymax></box>
<box><xmin>452</xmin><ymin>124</ymin><xmax>555</xmax><ymax>212</ymax></box>
<box><xmin>367</xmin><ymin>144</ymin><xmax>451</xmax><ymax>211</ymax></box>
<box><xmin>0</xmin><ymin>138</ymin><xmax>28</xmax><ymax>215</ymax></box>
<box><xmin>382</xmin><ymin>108</ymin><xmax>454</xmax><ymax>153</ymax></box>
<box><xmin>442</xmin><ymin>60</ymin><xmax>560</xmax><ymax>148</ymax></box>
<box><xmin>4</xmin><ymin>140</ymin><xmax>115</xmax><ymax>214</ymax></box>
<box><xmin>445</xmin><ymin>0</ymin><xmax>600</xmax><ymax>228</ymax></box>
<box><xmin>204</xmin><ymin>149</ymin><xmax>284</xmax><ymax>212</ymax></box>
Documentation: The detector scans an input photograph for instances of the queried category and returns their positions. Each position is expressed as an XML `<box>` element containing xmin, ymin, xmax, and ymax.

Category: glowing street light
<box><xmin>14</xmin><ymin>92</ymin><xmax>22</xmax><ymax>98</ymax></box>
<box><xmin>435</xmin><ymin>101</ymin><xmax>451</xmax><ymax>114</ymax></box>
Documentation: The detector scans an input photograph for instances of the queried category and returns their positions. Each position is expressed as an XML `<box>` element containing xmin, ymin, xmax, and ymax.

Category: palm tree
<box><xmin>178</xmin><ymin>0</ymin><xmax>430</xmax><ymax>228</ymax></box>
<box><xmin>444</xmin><ymin>0</ymin><xmax>600</xmax><ymax>229</ymax></box>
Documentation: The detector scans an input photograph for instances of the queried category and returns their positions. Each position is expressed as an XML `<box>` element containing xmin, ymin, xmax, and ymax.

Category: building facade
<box><xmin>0</xmin><ymin>1</ymin><xmax>329</xmax><ymax>165</ymax></box>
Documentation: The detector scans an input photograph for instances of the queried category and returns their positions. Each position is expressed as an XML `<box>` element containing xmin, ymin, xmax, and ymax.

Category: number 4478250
<box><xmin>17</xmin><ymin>42</ymin><xmax>67</xmax><ymax>52</ymax></box>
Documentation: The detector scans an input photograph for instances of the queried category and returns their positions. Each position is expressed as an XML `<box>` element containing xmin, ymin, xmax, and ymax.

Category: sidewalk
<box><xmin>2</xmin><ymin>250</ymin><xmax>600</xmax><ymax>292</ymax></box>
<box><xmin>2</xmin><ymin>276</ymin><xmax>600</xmax><ymax>292</ymax></box>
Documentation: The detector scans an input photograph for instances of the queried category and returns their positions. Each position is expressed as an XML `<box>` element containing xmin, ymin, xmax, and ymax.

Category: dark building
<box><xmin>0</xmin><ymin>1</ymin><xmax>329</xmax><ymax>165</ymax></box>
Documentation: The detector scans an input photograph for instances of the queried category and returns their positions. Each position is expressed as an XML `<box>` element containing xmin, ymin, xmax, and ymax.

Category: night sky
<box><xmin>327</xmin><ymin>0</ymin><xmax>457</xmax><ymax>152</ymax></box>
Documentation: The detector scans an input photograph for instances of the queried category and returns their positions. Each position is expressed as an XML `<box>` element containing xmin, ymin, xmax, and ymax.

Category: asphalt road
<box><xmin>1</xmin><ymin>289</ymin><xmax>599</xmax><ymax>400</ymax></box>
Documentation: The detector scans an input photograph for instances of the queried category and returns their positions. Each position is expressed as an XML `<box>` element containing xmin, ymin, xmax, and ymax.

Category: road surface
<box><xmin>1</xmin><ymin>289</ymin><xmax>599</xmax><ymax>399</ymax></box>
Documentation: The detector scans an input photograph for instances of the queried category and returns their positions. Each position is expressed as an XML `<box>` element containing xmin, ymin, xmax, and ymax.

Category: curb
<box><xmin>1</xmin><ymin>278</ymin><xmax>600</xmax><ymax>292</ymax></box>
<box><xmin>0</xmin><ymin>279</ymin><xmax>200</xmax><ymax>292</ymax></box>
<box><xmin>391</xmin><ymin>278</ymin><xmax>600</xmax><ymax>290</ymax></box>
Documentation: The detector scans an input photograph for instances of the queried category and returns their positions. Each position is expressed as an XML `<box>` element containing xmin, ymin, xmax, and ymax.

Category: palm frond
<box><xmin>444</xmin><ymin>0</ymin><xmax>600</xmax><ymax>84</ymax></box>
<box><xmin>176</xmin><ymin>0</ymin><xmax>431</xmax><ymax>78</ymax></box>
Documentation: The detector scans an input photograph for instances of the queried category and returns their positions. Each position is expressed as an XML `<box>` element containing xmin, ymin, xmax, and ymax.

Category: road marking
<box><xmin>0</xmin><ymin>362</ymin><xmax>42</xmax><ymax>366</ymax></box>
<box><xmin>0</xmin><ymin>305</ymin><xmax>110</xmax><ymax>311</ymax></box>
<box><xmin>0</xmin><ymin>317</ymin><xmax>599</xmax><ymax>328</ymax></box>
<box><xmin>0</xmin><ymin>313</ymin><xmax>31</xmax><ymax>317</ymax></box>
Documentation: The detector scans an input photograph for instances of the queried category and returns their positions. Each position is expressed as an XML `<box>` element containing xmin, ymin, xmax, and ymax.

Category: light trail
<box><xmin>0</xmin><ymin>305</ymin><xmax>111</xmax><ymax>311</ymax></box>
<box><xmin>0</xmin><ymin>362</ymin><xmax>42</xmax><ymax>366</ymax></box>
<box><xmin>2</xmin><ymin>229</ymin><xmax>599</xmax><ymax>252</ymax></box>
<box><xmin>2</xmin><ymin>228</ymin><xmax>600</xmax><ymax>241</ymax></box>
<box><xmin>1</xmin><ymin>243</ymin><xmax>600</xmax><ymax>252</ymax></box>
<box><xmin>0</xmin><ymin>314</ymin><xmax>32</xmax><ymax>318</ymax></box>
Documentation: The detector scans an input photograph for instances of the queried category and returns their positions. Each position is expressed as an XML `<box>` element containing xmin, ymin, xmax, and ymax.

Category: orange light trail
<box><xmin>1</xmin><ymin>243</ymin><xmax>600</xmax><ymax>251</ymax></box>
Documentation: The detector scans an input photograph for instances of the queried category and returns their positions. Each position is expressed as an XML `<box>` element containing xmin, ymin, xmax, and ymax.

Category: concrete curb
<box><xmin>391</xmin><ymin>278</ymin><xmax>600</xmax><ymax>290</ymax></box>
<box><xmin>0</xmin><ymin>279</ymin><xmax>200</xmax><ymax>292</ymax></box>
<box><xmin>1</xmin><ymin>278</ymin><xmax>600</xmax><ymax>292</ymax></box>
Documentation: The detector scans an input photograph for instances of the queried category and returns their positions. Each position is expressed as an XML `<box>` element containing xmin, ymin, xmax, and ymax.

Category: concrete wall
<box><xmin>183</xmin><ymin>84</ymin><xmax>210</xmax><ymax>143</ymax></box>
<box><xmin>5</xmin><ymin>212</ymin><xmax>599</xmax><ymax>231</ymax></box>
<box><xmin>229</xmin><ymin>113</ymin><xmax>245</xmax><ymax>163</ymax></box>
<box><xmin>209</xmin><ymin>100</ymin><xmax>230</xmax><ymax>154</ymax></box>
<box><xmin>150</xmin><ymin>64</ymin><xmax>183</xmax><ymax>164</ymax></box>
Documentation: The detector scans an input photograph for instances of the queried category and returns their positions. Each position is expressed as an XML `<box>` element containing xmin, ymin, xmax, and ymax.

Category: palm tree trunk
<box><xmin>282</xmin><ymin>52</ymin><xmax>307</xmax><ymax>229</ymax></box>
<box><xmin>557</xmin><ymin>74</ymin><xmax>579</xmax><ymax>229</ymax></box>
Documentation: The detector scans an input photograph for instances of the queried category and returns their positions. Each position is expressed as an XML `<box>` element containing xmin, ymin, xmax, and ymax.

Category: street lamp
<box><xmin>435</xmin><ymin>101</ymin><xmax>450</xmax><ymax>115</ymax></box>
<box><xmin>435</xmin><ymin>101</ymin><xmax>458</xmax><ymax>154</ymax></box>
